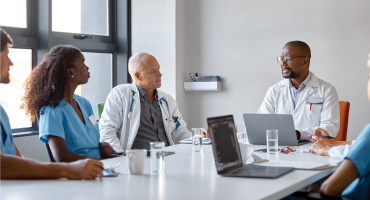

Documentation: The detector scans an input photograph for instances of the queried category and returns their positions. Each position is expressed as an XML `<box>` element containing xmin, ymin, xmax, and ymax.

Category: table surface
<box><xmin>1</xmin><ymin>144</ymin><xmax>341</xmax><ymax>200</ymax></box>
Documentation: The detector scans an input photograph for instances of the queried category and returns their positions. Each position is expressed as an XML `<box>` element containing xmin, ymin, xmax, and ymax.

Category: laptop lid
<box><xmin>243</xmin><ymin>114</ymin><xmax>299</xmax><ymax>146</ymax></box>
<box><xmin>207</xmin><ymin>115</ymin><xmax>243</xmax><ymax>174</ymax></box>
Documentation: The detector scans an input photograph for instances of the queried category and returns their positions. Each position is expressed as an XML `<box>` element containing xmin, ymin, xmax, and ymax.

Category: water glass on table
<box><xmin>266</xmin><ymin>129</ymin><xmax>278</xmax><ymax>154</ymax></box>
<box><xmin>236</xmin><ymin>123</ymin><xmax>248</xmax><ymax>143</ymax></box>
<box><xmin>150</xmin><ymin>142</ymin><xmax>165</xmax><ymax>173</ymax></box>
<box><xmin>192</xmin><ymin>128</ymin><xmax>203</xmax><ymax>152</ymax></box>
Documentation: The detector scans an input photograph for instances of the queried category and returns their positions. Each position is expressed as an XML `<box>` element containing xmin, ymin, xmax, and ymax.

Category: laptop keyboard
<box><xmin>229</xmin><ymin>165</ymin><xmax>266</xmax><ymax>175</ymax></box>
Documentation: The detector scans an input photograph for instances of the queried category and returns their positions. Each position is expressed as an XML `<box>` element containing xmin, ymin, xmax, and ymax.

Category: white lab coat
<box><xmin>328</xmin><ymin>140</ymin><xmax>355</xmax><ymax>159</ymax></box>
<box><xmin>258</xmin><ymin>72</ymin><xmax>340</xmax><ymax>140</ymax></box>
<box><xmin>99</xmin><ymin>82</ymin><xmax>191</xmax><ymax>152</ymax></box>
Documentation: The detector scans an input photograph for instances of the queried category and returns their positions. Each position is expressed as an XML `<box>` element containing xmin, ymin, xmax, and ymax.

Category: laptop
<box><xmin>207</xmin><ymin>115</ymin><xmax>294</xmax><ymax>178</ymax></box>
<box><xmin>243</xmin><ymin>113</ymin><xmax>310</xmax><ymax>146</ymax></box>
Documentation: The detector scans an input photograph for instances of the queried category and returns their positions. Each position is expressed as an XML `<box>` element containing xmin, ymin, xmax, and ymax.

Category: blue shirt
<box><xmin>342</xmin><ymin>124</ymin><xmax>370</xmax><ymax>199</ymax></box>
<box><xmin>0</xmin><ymin>105</ymin><xmax>16</xmax><ymax>155</ymax></box>
<box><xmin>39</xmin><ymin>95</ymin><xmax>101</xmax><ymax>159</ymax></box>
<box><xmin>289</xmin><ymin>72</ymin><xmax>311</xmax><ymax>109</ymax></box>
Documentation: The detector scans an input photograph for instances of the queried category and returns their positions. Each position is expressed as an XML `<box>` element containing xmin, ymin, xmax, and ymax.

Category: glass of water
<box><xmin>150</xmin><ymin>142</ymin><xmax>165</xmax><ymax>173</ymax></box>
<box><xmin>236</xmin><ymin>123</ymin><xmax>247</xmax><ymax>143</ymax></box>
<box><xmin>192</xmin><ymin>128</ymin><xmax>203</xmax><ymax>152</ymax></box>
<box><xmin>266</xmin><ymin>130</ymin><xmax>278</xmax><ymax>154</ymax></box>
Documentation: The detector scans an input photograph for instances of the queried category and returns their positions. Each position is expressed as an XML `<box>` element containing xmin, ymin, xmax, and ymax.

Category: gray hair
<box><xmin>128</xmin><ymin>51</ymin><xmax>151</xmax><ymax>78</ymax></box>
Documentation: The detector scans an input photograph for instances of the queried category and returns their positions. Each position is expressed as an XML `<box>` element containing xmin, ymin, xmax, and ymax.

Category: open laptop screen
<box><xmin>207</xmin><ymin>115</ymin><xmax>242</xmax><ymax>173</ymax></box>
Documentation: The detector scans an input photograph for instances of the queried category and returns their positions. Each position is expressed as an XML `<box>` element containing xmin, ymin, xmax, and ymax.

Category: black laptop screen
<box><xmin>207</xmin><ymin>115</ymin><xmax>242</xmax><ymax>172</ymax></box>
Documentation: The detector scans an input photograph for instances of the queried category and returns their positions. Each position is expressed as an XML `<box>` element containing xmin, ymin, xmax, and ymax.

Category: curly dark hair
<box><xmin>22</xmin><ymin>45</ymin><xmax>81</xmax><ymax>122</ymax></box>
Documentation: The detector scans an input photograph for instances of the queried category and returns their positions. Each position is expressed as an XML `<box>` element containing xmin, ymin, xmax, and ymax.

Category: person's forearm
<box><xmin>1</xmin><ymin>154</ymin><xmax>68</xmax><ymax>179</ymax></box>
<box><xmin>332</xmin><ymin>141</ymin><xmax>352</xmax><ymax>146</ymax></box>
<box><xmin>55</xmin><ymin>151</ymin><xmax>95</xmax><ymax>162</ymax></box>
<box><xmin>320</xmin><ymin>159</ymin><xmax>359</xmax><ymax>197</ymax></box>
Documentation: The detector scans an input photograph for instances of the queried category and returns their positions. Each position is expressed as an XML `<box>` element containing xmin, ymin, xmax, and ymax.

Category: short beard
<box><xmin>282</xmin><ymin>69</ymin><xmax>300</xmax><ymax>79</ymax></box>
<box><xmin>0</xmin><ymin>77</ymin><xmax>10</xmax><ymax>84</ymax></box>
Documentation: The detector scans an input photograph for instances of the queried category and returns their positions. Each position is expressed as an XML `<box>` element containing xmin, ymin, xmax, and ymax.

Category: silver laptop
<box><xmin>207</xmin><ymin>115</ymin><xmax>294</xmax><ymax>178</ymax></box>
<box><xmin>243</xmin><ymin>113</ymin><xmax>310</xmax><ymax>146</ymax></box>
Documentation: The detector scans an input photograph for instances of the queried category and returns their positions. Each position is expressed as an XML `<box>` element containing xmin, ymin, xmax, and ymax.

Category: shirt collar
<box><xmin>136</xmin><ymin>85</ymin><xmax>159</xmax><ymax>101</ymax></box>
<box><xmin>289</xmin><ymin>72</ymin><xmax>311</xmax><ymax>90</ymax></box>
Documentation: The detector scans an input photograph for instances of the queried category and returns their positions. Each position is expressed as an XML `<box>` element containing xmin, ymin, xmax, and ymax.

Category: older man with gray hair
<box><xmin>100</xmin><ymin>52</ymin><xmax>205</xmax><ymax>152</ymax></box>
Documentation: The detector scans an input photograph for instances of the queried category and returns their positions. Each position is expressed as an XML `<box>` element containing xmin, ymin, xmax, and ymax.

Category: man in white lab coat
<box><xmin>99</xmin><ymin>52</ymin><xmax>206</xmax><ymax>152</ymax></box>
<box><xmin>258</xmin><ymin>41</ymin><xmax>340</xmax><ymax>141</ymax></box>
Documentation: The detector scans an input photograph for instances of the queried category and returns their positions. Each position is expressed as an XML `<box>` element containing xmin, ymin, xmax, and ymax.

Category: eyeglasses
<box><xmin>277</xmin><ymin>56</ymin><xmax>306</xmax><ymax>64</ymax></box>
<box><xmin>280</xmin><ymin>146</ymin><xmax>296</xmax><ymax>154</ymax></box>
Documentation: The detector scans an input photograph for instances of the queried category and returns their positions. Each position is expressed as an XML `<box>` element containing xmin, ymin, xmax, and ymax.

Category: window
<box><xmin>52</xmin><ymin>0</ymin><xmax>109</xmax><ymax>36</ymax></box>
<box><xmin>0</xmin><ymin>0</ymin><xmax>27</xmax><ymax>28</ymax></box>
<box><xmin>1</xmin><ymin>0</ymin><xmax>131</xmax><ymax>136</ymax></box>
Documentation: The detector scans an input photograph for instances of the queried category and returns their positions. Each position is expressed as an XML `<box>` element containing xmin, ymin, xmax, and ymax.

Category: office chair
<box><xmin>97</xmin><ymin>102</ymin><xmax>105</xmax><ymax>120</ymax></box>
<box><xmin>45</xmin><ymin>144</ymin><xmax>56</xmax><ymax>162</ymax></box>
<box><xmin>335</xmin><ymin>101</ymin><xmax>350</xmax><ymax>141</ymax></box>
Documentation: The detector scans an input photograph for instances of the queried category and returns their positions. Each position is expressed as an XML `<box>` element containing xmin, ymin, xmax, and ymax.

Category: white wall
<box><xmin>133</xmin><ymin>0</ymin><xmax>370</xmax><ymax>141</ymax></box>
<box><xmin>184</xmin><ymin>0</ymin><xmax>370</xmax><ymax>141</ymax></box>
<box><xmin>131</xmin><ymin>0</ymin><xmax>176</xmax><ymax>97</ymax></box>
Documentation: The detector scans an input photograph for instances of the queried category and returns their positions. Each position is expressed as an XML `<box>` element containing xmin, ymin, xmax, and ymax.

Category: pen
<box><xmin>309</xmin><ymin>134</ymin><xmax>335</xmax><ymax>139</ymax></box>
<box><xmin>189</xmin><ymin>73</ymin><xmax>194</xmax><ymax>81</ymax></box>
<box><xmin>104</xmin><ymin>163</ymin><xmax>121</xmax><ymax>173</ymax></box>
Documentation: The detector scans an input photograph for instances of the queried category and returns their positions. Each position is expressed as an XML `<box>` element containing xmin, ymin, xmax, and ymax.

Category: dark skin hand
<box><xmin>100</xmin><ymin>142</ymin><xmax>124</xmax><ymax>159</ymax></box>
<box><xmin>48</xmin><ymin>136</ymin><xmax>123</xmax><ymax>162</ymax></box>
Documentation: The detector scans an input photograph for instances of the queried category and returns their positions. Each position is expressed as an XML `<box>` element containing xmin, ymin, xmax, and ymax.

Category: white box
<box><xmin>183</xmin><ymin>81</ymin><xmax>220</xmax><ymax>91</ymax></box>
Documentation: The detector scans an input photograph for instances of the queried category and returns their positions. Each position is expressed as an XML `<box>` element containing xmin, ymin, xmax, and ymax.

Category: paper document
<box><xmin>179</xmin><ymin>138</ymin><xmax>211</xmax><ymax>145</ymax></box>
<box><xmin>253</xmin><ymin>160</ymin><xmax>328</xmax><ymax>170</ymax></box>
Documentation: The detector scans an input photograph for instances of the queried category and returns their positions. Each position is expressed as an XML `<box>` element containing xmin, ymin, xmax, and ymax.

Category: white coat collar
<box><xmin>131</xmin><ymin>82</ymin><xmax>167</xmax><ymax>103</ymax></box>
<box><xmin>281</xmin><ymin>71</ymin><xmax>320</xmax><ymax>110</ymax></box>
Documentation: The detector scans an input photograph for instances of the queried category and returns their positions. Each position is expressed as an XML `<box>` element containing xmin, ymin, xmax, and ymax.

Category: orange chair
<box><xmin>335</xmin><ymin>101</ymin><xmax>350</xmax><ymax>141</ymax></box>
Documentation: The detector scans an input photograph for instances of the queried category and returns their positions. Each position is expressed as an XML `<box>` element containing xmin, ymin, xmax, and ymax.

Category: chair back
<box><xmin>45</xmin><ymin>144</ymin><xmax>56</xmax><ymax>162</ymax></box>
<box><xmin>335</xmin><ymin>101</ymin><xmax>350</xmax><ymax>141</ymax></box>
<box><xmin>97</xmin><ymin>102</ymin><xmax>105</xmax><ymax>120</ymax></box>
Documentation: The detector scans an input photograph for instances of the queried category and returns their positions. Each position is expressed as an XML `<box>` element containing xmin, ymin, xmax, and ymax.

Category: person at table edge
<box><xmin>0</xmin><ymin>28</ymin><xmax>103</xmax><ymax>180</ymax></box>
<box><xmin>258</xmin><ymin>41</ymin><xmax>340</xmax><ymax>141</ymax></box>
<box><xmin>99</xmin><ymin>52</ymin><xmax>208</xmax><ymax>152</ymax></box>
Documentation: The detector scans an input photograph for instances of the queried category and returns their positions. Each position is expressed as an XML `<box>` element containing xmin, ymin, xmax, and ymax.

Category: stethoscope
<box><xmin>159</xmin><ymin>97</ymin><xmax>181</xmax><ymax>130</ymax></box>
<box><xmin>122</xmin><ymin>89</ymin><xmax>181</xmax><ymax>151</ymax></box>
<box><xmin>126</xmin><ymin>89</ymin><xmax>180</xmax><ymax>129</ymax></box>
<box><xmin>127</xmin><ymin>90</ymin><xmax>136</xmax><ymax>119</ymax></box>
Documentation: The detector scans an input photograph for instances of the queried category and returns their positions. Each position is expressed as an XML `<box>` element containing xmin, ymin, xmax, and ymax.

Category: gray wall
<box><xmin>133</xmin><ymin>0</ymin><xmax>370</xmax><ymax>141</ymax></box>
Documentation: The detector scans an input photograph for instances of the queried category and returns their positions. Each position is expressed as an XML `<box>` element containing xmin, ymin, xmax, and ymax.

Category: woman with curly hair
<box><xmin>22</xmin><ymin>45</ymin><xmax>122</xmax><ymax>162</ymax></box>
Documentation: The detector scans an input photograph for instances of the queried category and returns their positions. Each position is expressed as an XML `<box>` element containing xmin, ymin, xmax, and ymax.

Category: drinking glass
<box><xmin>150</xmin><ymin>142</ymin><xmax>165</xmax><ymax>173</ymax></box>
<box><xmin>192</xmin><ymin>128</ymin><xmax>203</xmax><ymax>152</ymax></box>
<box><xmin>266</xmin><ymin>130</ymin><xmax>278</xmax><ymax>154</ymax></box>
<box><xmin>236</xmin><ymin>123</ymin><xmax>247</xmax><ymax>143</ymax></box>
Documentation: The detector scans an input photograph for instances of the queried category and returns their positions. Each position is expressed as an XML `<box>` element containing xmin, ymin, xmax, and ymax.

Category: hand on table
<box><xmin>203</xmin><ymin>128</ymin><xmax>210</xmax><ymax>138</ymax></box>
<box><xmin>64</xmin><ymin>158</ymin><xmax>103</xmax><ymax>180</ymax></box>
<box><xmin>310</xmin><ymin>128</ymin><xmax>334</xmax><ymax>145</ymax></box>
<box><xmin>100</xmin><ymin>142</ymin><xmax>124</xmax><ymax>159</ymax></box>
<box><xmin>309</xmin><ymin>137</ymin><xmax>331</xmax><ymax>156</ymax></box>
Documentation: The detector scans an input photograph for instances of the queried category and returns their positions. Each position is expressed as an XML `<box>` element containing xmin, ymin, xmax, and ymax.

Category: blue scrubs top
<box><xmin>0</xmin><ymin>105</ymin><xmax>16</xmax><ymax>155</ymax></box>
<box><xmin>342</xmin><ymin>124</ymin><xmax>370</xmax><ymax>199</ymax></box>
<box><xmin>39</xmin><ymin>95</ymin><xmax>101</xmax><ymax>159</ymax></box>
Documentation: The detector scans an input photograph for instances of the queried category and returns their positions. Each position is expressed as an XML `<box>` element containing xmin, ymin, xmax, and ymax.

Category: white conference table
<box><xmin>1</xmin><ymin>143</ymin><xmax>341</xmax><ymax>200</ymax></box>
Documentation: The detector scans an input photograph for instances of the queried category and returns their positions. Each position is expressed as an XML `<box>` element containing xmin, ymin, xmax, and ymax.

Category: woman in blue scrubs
<box><xmin>317</xmin><ymin>53</ymin><xmax>370</xmax><ymax>199</ymax></box>
<box><xmin>1</xmin><ymin>28</ymin><xmax>103</xmax><ymax>180</ymax></box>
<box><xmin>22</xmin><ymin>45</ymin><xmax>122</xmax><ymax>162</ymax></box>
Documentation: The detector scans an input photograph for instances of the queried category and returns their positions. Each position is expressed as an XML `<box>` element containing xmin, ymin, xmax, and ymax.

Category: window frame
<box><xmin>1</xmin><ymin>0</ymin><xmax>131</xmax><ymax>137</ymax></box>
